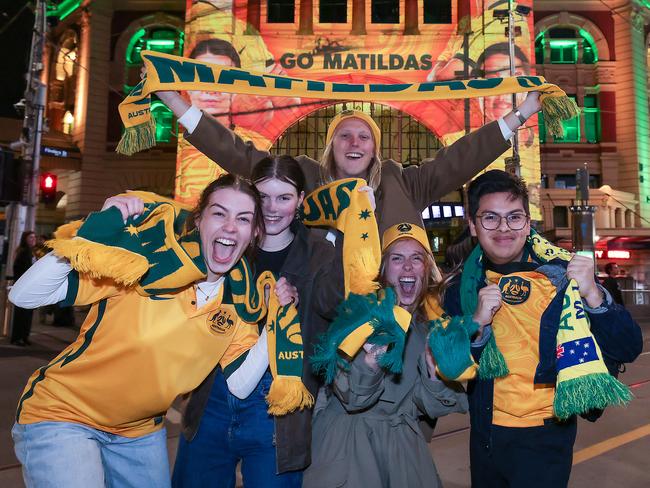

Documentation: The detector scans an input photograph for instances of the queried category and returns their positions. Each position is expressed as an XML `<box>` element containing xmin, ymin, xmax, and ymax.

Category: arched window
<box><xmin>48</xmin><ymin>31</ymin><xmax>78</xmax><ymax>133</ymax></box>
<box><xmin>124</xmin><ymin>26</ymin><xmax>184</xmax><ymax>93</ymax></box>
<box><xmin>535</xmin><ymin>27</ymin><xmax>598</xmax><ymax>65</ymax></box>
<box><xmin>123</xmin><ymin>26</ymin><xmax>184</xmax><ymax>143</ymax></box>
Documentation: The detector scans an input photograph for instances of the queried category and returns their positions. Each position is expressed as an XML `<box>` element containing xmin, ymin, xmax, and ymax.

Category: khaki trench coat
<box><xmin>303</xmin><ymin>320</ymin><xmax>468</xmax><ymax>488</ymax></box>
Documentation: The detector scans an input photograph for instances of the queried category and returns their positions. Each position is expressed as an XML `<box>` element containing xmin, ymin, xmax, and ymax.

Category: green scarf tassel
<box><xmin>478</xmin><ymin>334</ymin><xmax>509</xmax><ymax>379</ymax></box>
<box><xmin>540</xmin><ymin>96</ymin><xmax>580</xmax><ymax>139</ymax></box>
<box><xmin>116</xmin><ymin>118</ymin><xmax>157</xmax><ymax>156</ymax></box>
<box><xmin>428</xmin><ymin>315</ymin><xmax>479</xmax><ymax>380</ymax></box>
<box><xmin>553</xmin><ymin>373</ymin><xmax>632</xmax><ymax>420</ymax></box>
<box><xmin>311</xmin><ymin>293</ymin><xmax>382</xmax><ymax>384</ymax></box>
<box><xmin>311</xmin><ymin>289</ymin><xmax>406</xmax><ymax>383</ymax></box>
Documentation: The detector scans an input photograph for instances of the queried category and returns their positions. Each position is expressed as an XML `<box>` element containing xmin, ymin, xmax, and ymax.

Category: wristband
<box><xmin>513</xmin><ymin>109</ymin><xmax>527</xmax><ymax>125</ymax></box>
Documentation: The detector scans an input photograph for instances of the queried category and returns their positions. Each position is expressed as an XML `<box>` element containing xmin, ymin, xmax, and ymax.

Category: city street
<box><xmin>0</xmin><ymin>319</ymin><xmax>648</xmax><ymax>487</ymax></box>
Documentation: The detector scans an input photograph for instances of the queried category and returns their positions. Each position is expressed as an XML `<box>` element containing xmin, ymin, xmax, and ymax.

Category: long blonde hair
<box><xmin>318</xmin><ymin>138</ymin><xmax>383</xmax><ymax>191</ymax></box>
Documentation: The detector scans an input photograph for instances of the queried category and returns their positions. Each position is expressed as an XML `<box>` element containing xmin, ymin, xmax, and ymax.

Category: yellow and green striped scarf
<box><xmin>117</xmin><ymin>50</ymin><xmax>579</xmax><ymax>156</ymax></box>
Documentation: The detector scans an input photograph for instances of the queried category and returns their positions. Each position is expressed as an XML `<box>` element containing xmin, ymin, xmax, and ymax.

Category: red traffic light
<box><xmin>40</xmin><ymin>173</ymin><xmax>58</xmax><ymax>204</ymax></box>
<box><xmin>43</xmin><ymin>175</ymin><xmax>55</xmax><ymax>189</ymax></box>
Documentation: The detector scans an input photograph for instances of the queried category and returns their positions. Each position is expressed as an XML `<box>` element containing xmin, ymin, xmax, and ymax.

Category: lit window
<box><xmin>55</xmin><ymin>46</ymin><xmax>77</xmax><ymax>81</ymax></box>
<box><xmin>422</xmin><ymin>207</ymin><xmax>431</xmax><ymax>219</ymax></box>
<box><xmin>151</xmin><ymin>100</ymin><xmax>175</xmax><ymax>143</ymax></box>
<box><xmin>549</xmin><ymin>40</ymin><xmax>578</xmax><ymax>64</ymax></box>
<box><xmin>454</xmin><ymin>205</ymin><xmax>464</xmax><ymax>217</ymax></box>
<box><xmin>432</xmin><ymin>206</ymin><xmax>441</xmax><ymax>218</ymax></box>
<box><xmin>268</xmin><ymin>0</ymin><xmax>295</xmax><ymax>23</ymax></box>
<box><xmin>62</xmin><ymin>111</ymin><xmax>74</xmax><ymax>134</ymax></box>
<box><xmin>442</xmin><ymin>206</ymin><xmax>452</xmax><ymax>218</ymax></box>
<box><xmin>372</xmin><ymin>0</ymin><xmax>399</xmax><ymax>23</ymax></box>
<box><xmin>320</xmin><ymin>0</ymin><xmax>347</xmax><ymax>23</ymax></box>
<box><xmin>423</xmin><ymin>0</ymin><xmax>451</xmax><ymax>24</ymax></box>
<box><xmin>583</xmin><ymin>94</ymin><xmax>601</xmax><ymax>143</ymax></box>
<box><xmin>538</xmin><ymin>112</ymin><xmax>547</xmax><ymax>143</ymax></box>
<box><xmin>535</xmin><ymin>27</ymin><xmax>598</xmax><ymax>65</ymax></box>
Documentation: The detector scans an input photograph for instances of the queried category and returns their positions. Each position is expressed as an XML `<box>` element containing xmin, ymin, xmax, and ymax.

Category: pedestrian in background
<box><xmin>602</xmin><ymin>262</ymin><xmax>624</xmax><ymax>305</ymax></box>
<box><xmin>10</xmin><ymin>231</ymin><xmax>37</xmax><ymax>346</ymax></box>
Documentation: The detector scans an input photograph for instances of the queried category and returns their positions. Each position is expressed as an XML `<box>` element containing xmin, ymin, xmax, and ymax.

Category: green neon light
<box><xmin>549</xmin><ymin>40</ymin><xmax>578</xmax><ymax>48</ymax></box>
<box><xmin>126</xmin><ymin>28</ymin><xmax>147</xmax><ymax>65</ymax></box>
<box><xmin>146</xmin><ymin>39</ymin><xmax>176</xmax><ymax>49</ymax></box>
<box><xmin>578</xmin><ymin>29</ymin><xmax>599</xmax><ymax>62</ymax></box>
<box><xmin>47</xmin><ymin>0</ymin><xmax>81</xmax><ymax>21</ymax></box>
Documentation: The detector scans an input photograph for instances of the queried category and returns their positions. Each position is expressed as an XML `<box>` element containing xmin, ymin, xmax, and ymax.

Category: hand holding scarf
<box><xmin>117</xmin><ymin>50</ymin><xmax>579</xmax><ymax>156</ymax></box>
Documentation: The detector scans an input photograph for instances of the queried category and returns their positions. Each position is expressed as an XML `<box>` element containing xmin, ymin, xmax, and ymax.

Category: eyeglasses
<box><xmin>477</xmin><ymin>212</ymin><xmax>529</xmax><ymax>231</ymax></box>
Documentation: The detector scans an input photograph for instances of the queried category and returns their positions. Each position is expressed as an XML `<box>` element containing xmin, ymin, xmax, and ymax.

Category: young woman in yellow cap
<box><xmin>302</xmin><ymin>222</ymin><xmax>468</xmax><ymax>488</ymax></box>
<box><xmin>154</xmin><ymin>88</ymin><xmax>541</xmax><ymax>235</ymax></box>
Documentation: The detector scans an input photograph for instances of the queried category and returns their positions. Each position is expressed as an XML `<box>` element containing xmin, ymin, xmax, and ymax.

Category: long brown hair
<box><xmin>186</xmin><ymin>174</ymin><xmax>265</xmax><ymax>257</ymax></box>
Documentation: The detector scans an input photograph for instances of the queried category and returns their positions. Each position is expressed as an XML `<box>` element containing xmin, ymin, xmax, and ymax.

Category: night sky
<box><xmin>0</xmin><ymin>1</ymin><xmax>34</xmax><ymax>119</ymax></box>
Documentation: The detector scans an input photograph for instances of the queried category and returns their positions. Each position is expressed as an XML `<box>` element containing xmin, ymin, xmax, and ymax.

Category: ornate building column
<box><xmin>612</xmin><ymin>4</ymin><xmax>650</xmax><ymax>226</ymax></box>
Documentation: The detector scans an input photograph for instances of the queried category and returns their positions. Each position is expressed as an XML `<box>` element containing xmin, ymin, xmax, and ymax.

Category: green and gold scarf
<box><xmin>48</xmin><ymin>192</ymin><xmax>312</xmax><ymax>415</ymax></box>
<box><xmin>457</xmin><ymin>230</ymin><xmax>631</xmax><ymax>419</ymax></box>
<box><xmin>117</xmin><ymin>50</ymin><xmax>579</xmax><ymax>156</ymax></box>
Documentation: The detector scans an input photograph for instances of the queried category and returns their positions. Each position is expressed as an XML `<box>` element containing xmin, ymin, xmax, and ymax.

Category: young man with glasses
<box><xmin>443</xmin><ymin>170</ymin><xmax>642</xmax><ymax>488</ymax></box>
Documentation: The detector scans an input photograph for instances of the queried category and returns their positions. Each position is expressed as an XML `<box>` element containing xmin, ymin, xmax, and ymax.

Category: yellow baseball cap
<box><xmin>326</xmin><ymin>110</ymin><xmax>381</xmax><ymax>148</ymax></box>
<box><xmin>382</xmin><ymin>222</ymin><xmax>432</xmax><ymax>254</ymax></box>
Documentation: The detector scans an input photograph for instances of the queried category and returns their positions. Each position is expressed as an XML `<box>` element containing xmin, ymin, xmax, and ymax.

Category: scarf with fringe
<box><xmin>457</xmin><ymin>230</ymin><xmax>631</xmax><ymax>419</ymax></box>
<box><xmin>47</xmin><ymin>191</ymin><xmax>312</xmax><ymax>415</ymax></box>
<box><xmin>117</xmin><ymin>50</ymin><xmax>579</xmax><ymax>156</ymax></box>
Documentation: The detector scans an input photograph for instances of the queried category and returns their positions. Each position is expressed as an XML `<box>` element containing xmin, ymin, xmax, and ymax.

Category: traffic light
<box><xmin>40</xmin><ymin>172</ymin><xmax>58</xmax><ymax>204</ymax></box>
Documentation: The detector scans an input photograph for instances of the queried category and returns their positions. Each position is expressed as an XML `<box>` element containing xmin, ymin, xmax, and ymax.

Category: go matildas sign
<box><xmin>175</xmin><ymin>0</ymin><xmax>541</xmax><ymax>217</ymax></box>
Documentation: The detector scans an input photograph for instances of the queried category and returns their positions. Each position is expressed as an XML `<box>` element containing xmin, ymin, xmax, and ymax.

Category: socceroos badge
<box><xmin>207</xmin><ymin>308</ymin><xmax>235</xmax><ymax>336</ymax></box>
<box><xmin>498</xmin><ymin>276</ymin><xmax>531</xmax><ymax>305</ymax></box>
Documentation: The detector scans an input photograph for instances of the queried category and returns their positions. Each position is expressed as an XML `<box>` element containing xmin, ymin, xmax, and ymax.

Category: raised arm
<box><xmin>403</xmin><ymin>92</ymin><xmax>541</xmax><ymax>210</ymax></box>
<box><xmin>156</xmin><ymin>91</ymin><xmax>270</xmax><ymax>179</ymax></box>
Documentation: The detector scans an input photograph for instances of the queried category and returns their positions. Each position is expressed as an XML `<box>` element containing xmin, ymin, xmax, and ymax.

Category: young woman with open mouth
<box><xmin>9</xmin><ymin>175</ymin><xmax>265</xmax><ymax>488</ymax></box>
<box><xmin>303</xmin><ymin>223</ymin><xmax>468</xmax><ymax>488</ymax></box>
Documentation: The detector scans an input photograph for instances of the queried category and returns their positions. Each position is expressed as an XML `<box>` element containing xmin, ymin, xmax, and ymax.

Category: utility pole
<box><xmin>7</xmin><ymin>0</ymin><xmax>48</xmax><ymax>276</ymax></box>
<box><xmin>570</xmin><ymin>164</ymin><xmax>597</xmax><ymax>260</ymax></box>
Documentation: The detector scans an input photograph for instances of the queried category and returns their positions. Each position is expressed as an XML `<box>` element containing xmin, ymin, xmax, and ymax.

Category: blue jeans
<box><xmin>172</xmin><ymin>370</ymin><xmax>302</xmax><ymax>488</ymax></box>
<box><xmin>12</xmin><ymin>421</ymin><xmax>170</xmax><ymax>488</ymax></box>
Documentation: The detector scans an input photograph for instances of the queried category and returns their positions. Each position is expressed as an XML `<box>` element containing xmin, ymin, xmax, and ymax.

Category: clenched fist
<box><xmin>473</xmin><ymin>284</ymin><xmax>503</xmax><ymax>327</ymax></box>
<box><xmin>566</xmin><ymin>254</ymin><xmax>603</xmax><ymax>308</ymax></box>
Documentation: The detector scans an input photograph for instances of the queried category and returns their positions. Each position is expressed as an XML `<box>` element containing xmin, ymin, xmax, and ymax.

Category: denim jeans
<box><xmin>12</xmin><ymin>421</ymin><xmax>170</xmax><ymax>488</ymax></box>
<box><xmin>172</xmin><ymin>370</ymin><xmax>302</xmax><ymax>488</ymax></box>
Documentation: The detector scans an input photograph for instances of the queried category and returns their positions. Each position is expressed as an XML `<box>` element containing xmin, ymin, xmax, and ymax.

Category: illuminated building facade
<box><xmin>534</xmin><ymin>0</ymin><xmax>650</xmax><ymax>292</ymax></box>
<box><xmin>26</xmin><ymin>1</ymin><xmax>650</xmax><ymax>291</ymax></box>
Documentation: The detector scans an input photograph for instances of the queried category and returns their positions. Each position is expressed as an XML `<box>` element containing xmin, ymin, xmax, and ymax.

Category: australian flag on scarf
<box><xmin>556</xmin><ymin>337</ymin><xmax>600</xmax><ymax>371</ymax></box>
